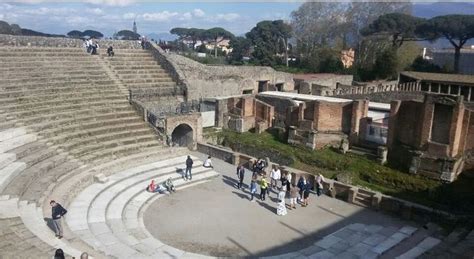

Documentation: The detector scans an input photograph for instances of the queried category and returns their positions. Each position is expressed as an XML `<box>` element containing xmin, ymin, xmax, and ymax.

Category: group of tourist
<box><xmin>237</xmin><ymin>161</ymin><xmax>326</xmax><ymax>216</ymax></box>
<box><xmin>83</xmin><ymin>38</ymin><xmax>99</xmax><ymax>55</ymax></box>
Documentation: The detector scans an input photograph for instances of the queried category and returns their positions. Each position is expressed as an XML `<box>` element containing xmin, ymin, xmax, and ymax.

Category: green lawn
<box><xmin>209</xmin><ymin>129</ymin><xmax>474</xmax><ymax>215</ymax></box>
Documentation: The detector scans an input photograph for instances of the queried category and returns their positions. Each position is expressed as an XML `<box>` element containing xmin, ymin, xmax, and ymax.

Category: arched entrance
<box><xmin>171</xmin><ymin>124</ymin><xmax>194</xmax><ymax>149</ymax></box>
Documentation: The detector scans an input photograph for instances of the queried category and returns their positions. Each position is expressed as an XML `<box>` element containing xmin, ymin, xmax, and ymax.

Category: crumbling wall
<box><xmin>162</xmin><ymin>52</ymin><xmax>295</xmax><ymax>100</ymax></box>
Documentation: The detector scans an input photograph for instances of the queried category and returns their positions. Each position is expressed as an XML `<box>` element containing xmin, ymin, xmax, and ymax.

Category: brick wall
<box><xmin>394</xmin><ymin>101</ymin><xmax>423</xmax><ymax>147</ymax></box>
<box><xmin>313</xmin><ymin>101</ymin><xmax>352</xmax><ymax>133</ymax></box>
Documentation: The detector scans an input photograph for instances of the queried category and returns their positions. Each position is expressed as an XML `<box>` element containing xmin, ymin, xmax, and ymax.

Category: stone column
<box><xmin>428</xmin><ymin>83</ymin><xmax>432</xmax><ymax>93</ymax></box>
<box><xmin>468</xmin><ymin>87</ymin><xmax>472</xmax><ymax>102</ymax></box>
<box><xmin>448</xmin><ymin>85</ymin><xmax>452</xmax><ymax>95</ymax></box>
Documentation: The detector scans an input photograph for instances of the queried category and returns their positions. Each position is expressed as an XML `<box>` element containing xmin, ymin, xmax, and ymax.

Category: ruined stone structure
<box><xmin>294</xmin><ymin>73</ymin><xmax>353</xmax><ymax>96</ymax></box>
<box><xmin>257</xmin><ymin>92</ymin><xmax>390</xmax><ymax>150</ymax></box>
<box><xmin>214</xmin><ymin>95</ymin><xmax>274</xmax><ymax>133</ymax></box>
<box><xmin>399</xmin><ymin>71</ymin><xmax>474</xmax><ymax>102</ymax></box>
<box><xmin>387</xmin><ymin>93</ymin><xmax>474</xmax><ymax>181</ymax></box>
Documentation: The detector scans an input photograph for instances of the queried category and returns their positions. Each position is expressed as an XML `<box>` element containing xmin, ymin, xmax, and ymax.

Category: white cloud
<box><xmin>87</xmin><ymin>8</ymin><xmax>104</xmax><ymax>15</ymax></box>
<box><xmin>0</xmin><ymin>14</ymin><xmax>4</xmax><ymax>20</ymax></box>
<box><xmin>142</xmin><ymin>11</ymin><xmax>178</xmax><ymax>22</ymax></box>
<box><xmin>0</xmin><ymin>4</ymin><xmax>13</xmax><ymax>10</ymax></box>
<box><xmin>84</xmin><ymin>0</ymin><xmax>135</xmax><ymax>6</ymax></box>
<box><xmin>181</xmin><ymin>12</ymin><xmax>192</xmax><ymax>21</ymax></box>
<box><xmin>122</xmin><ymin>12</ymin><xmax>136</xmax><ymax>19</ymax></box>
<box><xmin>192</xmin><ymin>8</ymin><xmax>205</xmax><ymax>18</ymax></box>
<box><xmin>214</xmin><ymin>13</ymin><xmax>240</xmax><ymax>22</ymax></box>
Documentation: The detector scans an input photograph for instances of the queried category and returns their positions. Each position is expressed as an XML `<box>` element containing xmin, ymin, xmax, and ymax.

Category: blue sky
<box><xmin>0</xmin><ymin>2</ymin><xmax>301</xmax><ymax>37</ymax></box>
<box><xmin>2</xmin><ymin>1</ymin><xmax>473</xmax><ymax>39</ymax></box>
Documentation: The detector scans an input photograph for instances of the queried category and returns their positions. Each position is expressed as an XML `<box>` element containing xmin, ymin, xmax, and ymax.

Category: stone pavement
<box><xmin>143</xmin><ymin>152</ymin><xmax>421</xmax><ymax>257</ymax></box>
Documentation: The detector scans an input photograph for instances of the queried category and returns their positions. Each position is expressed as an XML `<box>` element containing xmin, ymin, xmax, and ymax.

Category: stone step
<box><xmin>126</xmin><ymin>82</ymin><xmax>178</xmax><ymax>89</ymax></box>
<box><xmin>58</xmin><ymin>128</ymin><xmax>154</xmax><ymax>154</ymax></box>
<box><xmin>33</xmin><ymin>112</ymin><xmax>138</xmax><ymax>134</ymax></box>
<box><xmin>0</xmin><ymin>133</ymin><xmax>37</xmax><ymax>153</ymax></box>
<box><xmin>0</xmin><ymin>197</ymin><xmax>20</xmax><ymax>218</ymax></box>
<box><xmin>0</xmin><ymin>52</ymin><xmax>93</xmax><ymax>57</ymax></box>
<box><xmin>0</xmin><ymin>79</ymin><xmax>115</xmax><ymax>92</ymax></box>
<box><xmin>106</xmin><ymin>59</ymin><xmax>160</xmax><ymax>66</ymax></box>
<box><xmin>116</xmin><ymin>72</ymin><xmax>169</xmax><ymax>79</ymax></box>
<box><xmin>112</xmin><ymin>65</ymin><xmax>166</xmax><ymax>70</ymax></box>
<box><xmin>0</xmin><ymin>83</ymin><xmax>119</xmax><ymax>99</ymax></box>
<box><xmin>67</xmin><ymin>156</ymin><xmax>212</xmax><ymax>257</ymax></box>
<box><xmin>107</xmin><ymin>171</ymin><xmax>217</xmax><ymax>258</ymax></box>
<box><xmin>80</xmin><ymin>139</ymin><xmax>162</xmax><ymax>164</ymax></box>
<box><xmin>370</xmin><ymin>226</ymin><xmax>418</xmax><ymax>256</ymax></box>
<box><xmin>0</xmin><ymin>128</ymin><xmax>27</xmax><ymax>142</ymax></box>
<box><xmin>0</xmin><ymin>153</ymin><xmax>16</xmax><ymax>170</ymax></box>
<box><xmin>121</xmin><ymin>78</ymin><xmax>174</xmax><ymax>84</ymax></box>
<box><xmin>0</xmin><ymin>69</ymin><xmax>106</xmax><ymax>80</ymax></box>
<box><xmin>116</xmin><ymin>69</ymin><xmax>167</xmax><ymax>75</ymax></box>
<box><xmin>6</xmin><ymin>100</ymin><xmax>129</xmax><ymax>119</ymax></box>
<box><xmin>3</xmin><ymin>94</ymin><xmax>127</xmax><ymax>112</ymax></box>
<box><xmin>10</xmin><ymin>141</ymin><xmax>50</xmax><ymax>162</ymax></box>
<box><xmin>0</xmin><ymin>162</ymin><xmax>27</xmax><ymax>193</ymax></box>
<box><xmin>0</xmin><ymin>72</ymin><xmax>108</xmax><ymax>83</ymax></box>
<box><xmin>0</xmin><ymin>89</ymin><xmax>123</xmax><ymax>105</ymax></box>
<box><xmin>0</xmin><ymin>47</ymin><xmax>85</xmax><ymax>53</ymax></box>
<box><xmin>18</xmin><ymin>201</ymin><xmax>84</xmax><ymax>258</ymax></box>
<box><xmin>42</xmin><ymin>116</ymin><xmax>144</xmax><ymax>139</ymax></box>
<box><xmin>0</xmin><ymin>63</ymin><xmax>102</xmax><ymax>71</ymax></box>
<box><xmin>395</xmin><ymin>237</ymin><xmax>441</xmax><ymax>259</ymax></box>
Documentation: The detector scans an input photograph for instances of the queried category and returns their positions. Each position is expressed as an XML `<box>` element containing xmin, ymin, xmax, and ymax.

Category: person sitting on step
<box><xmin>203</xmin><ymin>156</ymin><xmax>213</xmax><ymax>168</ymax></box>
<box><xmin>107</xmin><ymin>46</ymin><xmax>114</xmax><ymax>57</ymax></box>
<box><xmin>163</xmin><ymin>177</ymin><xmax>176</xmax><ymax>193</ymax></box>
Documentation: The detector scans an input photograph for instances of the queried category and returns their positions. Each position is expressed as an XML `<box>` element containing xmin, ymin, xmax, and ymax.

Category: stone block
<box><xmin>94</xmin><ymin>173</ymin><xmax>109</xmax><ymax>183</ymax></box>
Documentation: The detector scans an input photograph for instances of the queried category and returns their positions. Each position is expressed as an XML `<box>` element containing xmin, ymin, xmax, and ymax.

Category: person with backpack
<box><xmin>185</xmin><ymin>155</ymin><xmax>193</xmax><ymax>180</ymax></box>
<box><xmin>50</xmin><ymin>200</ymin><xmax>67</xmax><ymax>239</ymax></box>
<box><xmin>289</xmin><ymin>183</ymin><xmax>300</xmax><ymax>210</ymax></box>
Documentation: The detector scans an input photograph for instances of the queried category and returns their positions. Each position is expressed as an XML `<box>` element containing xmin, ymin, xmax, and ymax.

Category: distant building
<box><xmin>422</xmin><ymin>47</ymin><xmax>474</xmax><ymax>75</ymax></box>
<box><xmin>133</xmin><ymin>20</ymin><xmax>137</xmax><ymax>34</ymax></box>
<box><xmin>341</xmin><ymin>49</ymin><xmax>355</xmax><ymax>68</ymax></box>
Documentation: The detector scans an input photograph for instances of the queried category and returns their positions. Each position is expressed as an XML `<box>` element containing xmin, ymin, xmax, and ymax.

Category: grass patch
<box><xmin>212</xmin><ymin>129</ymin><xmax>474</xmax><ymax>215</ymax></box>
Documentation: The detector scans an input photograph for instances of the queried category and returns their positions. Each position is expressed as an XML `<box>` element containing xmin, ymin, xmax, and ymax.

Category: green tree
<box><xmin>416</xmin><ymin>15</ymin><xmax>474</xmax><ymax>73</ymax></box>
<box><xmin>115</xmin><ymin>30</ymin><xmax>140</xmax><ymax>40</ymax></box>
<box><xmin>228</xmin><ymin>36</ymin><xmax>251</xmax><ymax>65</ymax></box>
<box><xmin>67</xmin><ymin>30</ymin><xmax>83</xmax><ymax>38</ymax></box>
<box><xmin>204</xmin><ymin>27</ymin><xmax>234</xmax><ymax>57</ymax></box>
<box><xmin>361</xmin><ymin>13</ymin><xmax>425</xmax><ymax>47</ymax></box>
<box><xmin>170</xmin><ymin>28</ymin><xmax>206</xmax><ymax>50</ymax></box>
<box><xmin>407</xmin><ymin>56</ymin><xmax>443</xmax><ymax>73</ymax></box>
<box><xmin>0</xmin><ymin>21</ymin><xmax>13</xmax><ymax>35</ymax></box>
<box><xmin>82</xmin><ymin>30</ymin><xmax>103</xmax><ymax>39</ymax></box>
<box><xmin>246</xmin><ymin>20</ymin><xmax>292</xmax><ymax>66</ymax></box>
<box><xmin>373</xmin><ymin>47</ymin><xmax>398</xmax><ymax>79</ymax></box>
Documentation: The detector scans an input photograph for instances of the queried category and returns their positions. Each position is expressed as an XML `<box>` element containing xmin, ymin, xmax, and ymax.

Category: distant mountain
<box><xmin>146</xmin><ymin>32</ymin><xmax>177</xmax><ymax>42</ymax></box>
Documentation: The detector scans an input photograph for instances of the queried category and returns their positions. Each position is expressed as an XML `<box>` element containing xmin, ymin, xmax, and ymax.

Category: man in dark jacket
<box><xmin>236</xmin><ymin>165</ymin><xmax>245</xmax><ymax>189</ymax></box>
<box><xmin>185</xmin><ymin>156</ymin><xmax>193</xmax><ymax>180</ymax></box>
<box><xmin>50</xmin><ymin>200</ymin><xmax>67</xmax><ymax>239</ymax></box>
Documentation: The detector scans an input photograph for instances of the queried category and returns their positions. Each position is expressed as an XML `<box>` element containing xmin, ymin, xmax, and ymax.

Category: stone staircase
<box><xmin>0</xmin><ymin>46</ymin><xmax>185</xmax><ymax>258</ymax></box>
<box><xmin>65</xmin><ymin>155</ymin><xmax>218</xmax><ymax>258</ymax></box>
<box><xmin>100</xmin><ymin>48</ymin><xmax>185</xmax><ymax>108</ymax></box>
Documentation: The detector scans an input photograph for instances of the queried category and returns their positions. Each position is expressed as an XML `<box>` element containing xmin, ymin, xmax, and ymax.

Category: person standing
<box><xmin>270</xmin><ymin>166</ymin><xmax>281</xmax><ymax>189</ymax></box>
<box><xmin>301</xmin><ymin>178</ymin><xmax>311</xmax><ymax>207</ymax></box>
<box><xmin>276</xmin><ymin>186</ymin><xmax>287</xmax><ymax>216</ymax></box>
<box><xmin>249</xmin><ymin>176</ymin><xmax>257</xmax><ymax>202</ymax></box>
<box><xmin>289</xmin><ymin>183</ymin><xmax>299</xmax><ymax>210</ymax></box>
<box><xmin>316</xmin><ymin>173</ymin><xmax>325</xmax><ymax>196</ymax></box>
<box><xmin>54</xmin><ymin>249</ymin><xmax>65</xmax><ymax>259</ymax></box>
<box><xmin>50</xmin><ymin>200</ymin><xmax>67</xmax><ymax>239</ymax></box>
<box><xmin>185</xmin><ymin>155</ymin><xmax>193</xmax><ymax>180</ymax></box>
<box><xmin>259</xmin><ymin>177</ymin><xmax>269</xmax><ymax>201</ymax></box>
<box><xmin>236</xmin><ymin>165</ymin><xmax>245</xmax><ymax>189</ymax></box>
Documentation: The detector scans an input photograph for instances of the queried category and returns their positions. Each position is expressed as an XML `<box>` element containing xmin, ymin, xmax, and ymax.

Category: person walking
<box><xmin>270</xmin><ymin>166</ymin><xmax>281</xmax><ymax>189</ymax></box>
<box><xmin>259</xmin><ymin>177</ymin><xmax>269</xmax><ymax>201</ymax></box>
<box><xmin>316</xmin><ymin>173</ymin><xmax>325</xmax><ymax>196</ymax></box>
<box><xmin>249</xmin><ymin>176</ymin><xmax>257</xmax><ymax>202</ymax></box>
<box><xmin>236</xmin><ymin>165</ymin><xmax>245</xmax><ymax>189</ymax></box>
<box><xmin>289</xmin><ymin>183</ymin><xmax>299</xmax><ymax>210</ymax></box>
<box><xmin>50</xmin><ymin>200</ymin><xmax>67</xmax><ymax>239</ymax></box>
<box><xmin>297</xmin><ymin>176</ymin><xmax>305</xmax><ymax>203</ymax></box>
<box><xmin>185</xmin><ymin>155</ymin><xmax>193</xmax><ymax>180</ymax></box>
